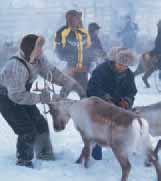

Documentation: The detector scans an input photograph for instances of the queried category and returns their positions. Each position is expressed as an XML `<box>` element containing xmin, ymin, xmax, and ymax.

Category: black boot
<box><xmin>16</xmin><ymin>159</ymin><xmax>34</xmax><ymax>168</ymax></box>
<box><xmin>16</xmin><ymin>133</ymin><xmax>35</xmax><ymax>168</ymax></box>
<box><xmin>92</xmin><ymin>144</ymin><xmax>102</xmax><ymax>160</ymax></box>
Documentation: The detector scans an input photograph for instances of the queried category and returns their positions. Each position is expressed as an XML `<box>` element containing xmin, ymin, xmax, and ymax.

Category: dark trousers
<box><xmin>0</xmin><ymin>95</ymin><xmax>49</xmax><ymax>161</ymax></box>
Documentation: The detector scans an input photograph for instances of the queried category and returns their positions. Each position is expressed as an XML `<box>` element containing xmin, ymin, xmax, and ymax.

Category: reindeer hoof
<box><xmin>144</xmin><ymin>160</ymin><xmax>152</xmax><ymax>167</ymax></box>
<box><xmin>75</xmin><ymin>158</ymin><xmax>82</xmax><ymax>164</ymax></box>
<box><xmin>142</xmin><ymin>77</ymin><xmax>150</xmax><ymax>88</ymax></box>
<box><xmin>84</xmin><ymin>161</ymin><xmax>90</xmax><ymax>168</ymax></box>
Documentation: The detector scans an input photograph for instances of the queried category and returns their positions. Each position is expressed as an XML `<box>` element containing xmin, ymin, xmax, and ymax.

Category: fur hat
<box><xmin>65</xmin><ymin>10</ymin><xmax>82</xmax><ymax>27</ymax></box>
<box><xmin>20</xmin><ymin>34</ymin><xmax>45</xmax><ymax>61</ymax></box>
<box><xmin>109</xmin><ymin>47</ymin><xmax>136</xmax><ymax>66</ymax></box>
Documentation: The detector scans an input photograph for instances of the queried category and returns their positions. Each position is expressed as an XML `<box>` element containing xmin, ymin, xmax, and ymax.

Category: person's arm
<box><xmin>39</xmin><ymin>56</ymin><xmax>86</xmax><ymax>98</ymax></box>
<box><xmin>54</xmin><ymin>29</ymin><xmax>70</xmax><ymax>61</ymax></box>
<box><xmin>122</xmin><ymin>72</ymin><xmax>137</xmax><ymax>107</ymax></box>
<box><xmin>6</xmin><ymin>60</ymin><xmax>41</xmax><ymax>105</ymax></box>
<box><xmin>87</xmin><ymin>64</ymin><xmax>111</xmax><ymax>100</ymax></box>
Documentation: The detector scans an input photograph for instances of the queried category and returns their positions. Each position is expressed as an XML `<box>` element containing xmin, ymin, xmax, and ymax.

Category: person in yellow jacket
<box><xmin>54</xmin><ymin>10</ymin><xmax>91</xmax><ymax>90</ymax></box>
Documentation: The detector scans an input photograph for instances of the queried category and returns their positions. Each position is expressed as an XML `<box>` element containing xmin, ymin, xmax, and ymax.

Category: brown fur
<box><xmin>134</xmin><ymin>51</ymin><xmax>160</xmax><ymax>88</ymax></box>
<box><xmin>49</xmin><ymin>96</ymin><xmax>161</xmax><ymax>181</ymax></box>
<box><xmin>88</xmin><ymin>97</ymin><xmax>137</xmax><ymax>127</ymax></box>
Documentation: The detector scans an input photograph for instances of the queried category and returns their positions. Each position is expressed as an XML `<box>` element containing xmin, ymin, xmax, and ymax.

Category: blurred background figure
<box><xmin>87</xmin><ymin>22</ymin><xmax>107</xmax><ymax>73</ymax></box>
<box><xmin>150</xmin><ymin>20</ymin><xmax>161</xmax><ymax>79</ymax></box>
<box><xmin>118</xmin><ymin>15</ymin><xmax>138</xmax><ymax>49</ymax></box>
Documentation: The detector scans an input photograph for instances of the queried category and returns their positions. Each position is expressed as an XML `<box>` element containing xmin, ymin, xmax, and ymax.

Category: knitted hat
<box><xmin>109</xmin><ymin>47</ymin><xmax>136</xmax><ymax>66</ymax></box>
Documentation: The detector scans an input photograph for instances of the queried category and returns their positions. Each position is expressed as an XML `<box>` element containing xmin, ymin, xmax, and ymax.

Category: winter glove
<box><xmin>118</xmin><ymin>98</ymin><xmax>129</xmax><ymax>109</ymax></box>
<box><xmin>40</xmin><ymin>89</ymin><xmax>51</xmax><ymax>104</ymax></box>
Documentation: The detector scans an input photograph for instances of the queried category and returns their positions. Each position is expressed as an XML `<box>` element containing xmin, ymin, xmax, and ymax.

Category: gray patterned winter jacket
<box><xmin>0</xmin><ymin>54</ymin><xmax>76</xmax><ymax>105</ymax></box>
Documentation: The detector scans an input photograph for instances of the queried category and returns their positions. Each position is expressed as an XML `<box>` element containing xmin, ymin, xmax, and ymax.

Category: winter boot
<box><xmin>92</xmin><ymin>144</ymin><xmax>102</xmax><ymax>160</ymax></box>
<box><xmin>16</xmin><ymin>159</ymin><xmax>34</xmax><ymax>168</ymax></box>
<box><xmin>35</xmin><ymin>132</ymin><xmax>55</xmax><ymax>161</ymax></box>
<box><xmin>16</xmin><ymin>133</ymin><xmax>35</xmax><ymax>168</ymax></box>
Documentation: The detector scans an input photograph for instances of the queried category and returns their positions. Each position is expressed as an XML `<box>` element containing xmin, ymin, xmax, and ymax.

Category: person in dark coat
<box><xmin>87</xmin><ymin>47</ymin><xmax>137</xmax><ymax>160</ymax></box>
<box><xmin>54</xmin><ymin>10</ymin><xmax>91</xmax><ymax>90</ymax></box>
<box><xmin>87</xmin><ymin>23</ymin><xmax>107</xmax><ymax>72</ymax></box>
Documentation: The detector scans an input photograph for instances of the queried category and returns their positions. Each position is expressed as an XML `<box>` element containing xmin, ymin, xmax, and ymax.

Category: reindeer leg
<box><xmin>142</xmin><ymin>67</ymin><xmax>155</xmax><ymax>88</ymax></box>
<box><xmin>112</xmin><ymin>146</ymin><xmax>131</xmax><ymax>181</ymax></box>
<box><xmin>76</xmin><ymin>128</ymin><xmax>91</xmax><ymax>168</ymax></box>
<box><xmin>147</xmin><ymin>149</ymin><xmax>161</xmax><ymax>181</ymax></box>
<box><xmin>154</xmin><ymin>140</ymin><xmax>161</xmax><ymax>160</ymax></box>
<box><xmin>84</xmin><ymin>141</ymin><xmax>91</xmax><ymax>168</ymax></box>
<box><xmin>76</xmin><ymin>147</ymin><xmax>85</xmax><ymax>164</ymax></box>
<box><xmin>134</xmin><ymin>62</ymin><xmax>144</xmax><ymax>76</ymax></box>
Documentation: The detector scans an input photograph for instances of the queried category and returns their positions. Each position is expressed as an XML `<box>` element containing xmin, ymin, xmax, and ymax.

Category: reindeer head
<box><xmin>49</xmin><ymin>100</ymin><xmax>71</xmax><ymax>132</ymax></box>
<box><xmin>33</xmin><ymin>81</ymin><xmax>73</xmax><ymax>132</ymax></box>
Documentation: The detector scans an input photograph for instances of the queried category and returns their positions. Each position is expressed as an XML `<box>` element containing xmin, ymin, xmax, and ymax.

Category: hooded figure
<box><xmin>0</xmin><ymin>34</ymin><xmax>86</xmax><ymax>168</ymax></box>
<box><xmin>87</xmin><ymin>47</ymin><xmax>137</xmax><ymax>160</ymax></box>
<box><xmin>118</xmin><ymin>15</ymin><xmax>138</xmax><ymax>49</ymax></box>
<box><xmin>54</xmin><ymin>10</ymin><xmax>91</xmax><ymax>90</ymax></box>
<box><xmin>86</xmin><ymin>23</ymin><xmax>106</xmax><ymax>71</ymax></box>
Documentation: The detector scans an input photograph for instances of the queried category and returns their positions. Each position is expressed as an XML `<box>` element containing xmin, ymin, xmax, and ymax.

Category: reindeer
<box><xmin>133</xmin><ymin>101</ymin><xmax>161</xmax><ymax>136</ymax></box>
<box><xmin>133</xmin><ymin>101</ymin><xmax>161</xmax><ymax>156</ymax></box>
<box><xmin>134</xmin><ymin>51</ymin><xmax>160</xmax><ymax>88</ymax></box>
<box><xmin>48</xmin><ymin>96</ymin><xmax>161</xmax><ymax>181</ymax></box>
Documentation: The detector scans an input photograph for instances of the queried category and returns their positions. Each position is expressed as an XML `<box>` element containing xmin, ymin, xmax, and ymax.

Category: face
<box><xmin>94</xmin><ymin>29</ymin><xmax>99</xmax><ymax>35</ymax></box>
<box><xmin>115</xmin><ymin>63</ymin><xmax>128</xmax><ymax>73</ymax></box>
<box><xmin>71</xmin><ymin>15</ymin><xmax>81</xmax><ymax>28</ymax></box>
<box><xmin>29</xmin><ymin>45</ymin><xmax>43</xmax><ymax>64</ymax></box>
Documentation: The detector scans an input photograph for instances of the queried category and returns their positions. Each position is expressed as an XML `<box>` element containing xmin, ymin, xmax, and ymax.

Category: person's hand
<box><xmin>40</xmin><ymin>89</ymin><xmax>51</xmax><ymax>104</ymax></box>
<box><xmin>118</xmin><ymin>98</ymin><xmax>129</xmax><ymax>109</ymax></box>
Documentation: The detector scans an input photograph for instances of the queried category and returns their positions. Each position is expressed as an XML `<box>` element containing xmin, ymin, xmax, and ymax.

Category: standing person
<box><xmin>150</xmin><ymin>20</ymin><xmax>161</xmax><ymax>79</ymax></box>
<box><xmin>118</xmin><ymin>15</ymin><xmax>138</xmax><ymax>49</ymax></box>
<box><xmin>87</xmin><ymin>23</ymin><xmax>107</xmax><ymax>73</ymax></box>
<box><xmin>0</xmin><ymin>34</ymin><xmax>85</xmax><ymax>168</ymax></box>
<box><xmin>54</xmin><ymin>10</ymin><xmax>91</xmax><ymax>90</ymax></box>
<box><xmin>87</xmin><ymin>47</ymin><xmax>137</xmax><ymax>160</ymax></box>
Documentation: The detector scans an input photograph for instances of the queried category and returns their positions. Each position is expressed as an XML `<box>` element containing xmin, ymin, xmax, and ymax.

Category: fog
<box><xmin>0</xmin><ymin>0</ymin><xmax>161</xmax><ymax>66</ymax></box>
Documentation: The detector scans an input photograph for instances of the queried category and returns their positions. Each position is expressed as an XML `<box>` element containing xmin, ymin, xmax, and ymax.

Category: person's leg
<box><xmin>73</xmin><ymin>72</ymin><xmax>88</xmax><ymax>90</ymax></box>
<box><xmin>25</xmin><ymin>105</ymin><xmax>54</xmax><ymax>160</ymax></box>
<box><xmin>92</xmin><ymin>144</ymin><xmax>102</xmax><ymax>160</ymax></box>
<box><xmin>0</xmin><ymin>95</ymin><xmax>36</xmax><ymax>167</ymax></box>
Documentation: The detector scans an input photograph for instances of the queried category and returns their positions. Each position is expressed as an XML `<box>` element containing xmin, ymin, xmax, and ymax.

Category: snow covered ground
<box><xmin>1</xmin><ymin>72</ymin><xmax>161</xmax><ymax>181</ymax></box>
